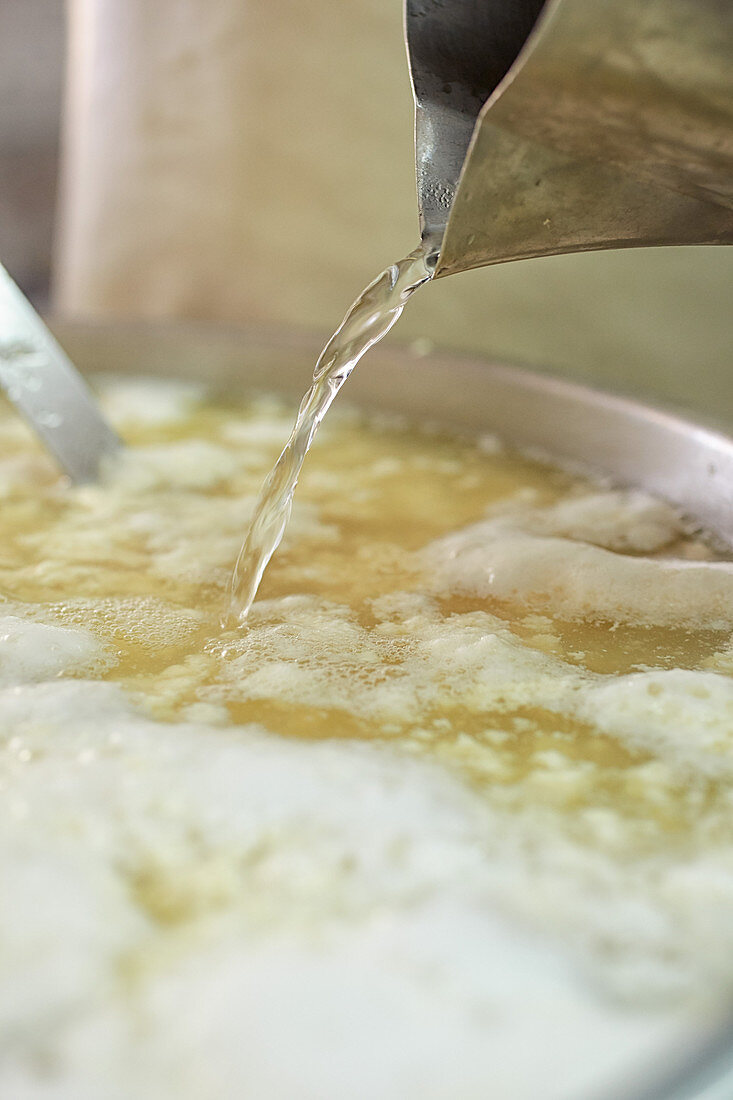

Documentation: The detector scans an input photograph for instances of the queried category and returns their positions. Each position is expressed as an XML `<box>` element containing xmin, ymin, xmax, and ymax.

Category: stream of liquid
<box><xmin>227</xmin><ymin>244</ymin><xmax>436</xmax><ymax>623</ymax></box>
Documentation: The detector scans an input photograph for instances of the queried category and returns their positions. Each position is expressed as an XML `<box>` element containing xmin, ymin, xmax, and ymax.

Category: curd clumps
<box><xmin>2</xmin><ymin>378</ymin><xmax>733</xmax><ymax>1099</ymax></box>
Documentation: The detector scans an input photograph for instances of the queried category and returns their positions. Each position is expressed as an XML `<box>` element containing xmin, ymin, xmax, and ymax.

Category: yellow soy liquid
<box><xmin>5</xmin><ymin>376</ymin><xmax>733</xmax><ymax>1099</ymax></box>
<box><xmin>0</xmin><ymin>379</ymin><xmax>731</xmax><ymax>842</ymax></box>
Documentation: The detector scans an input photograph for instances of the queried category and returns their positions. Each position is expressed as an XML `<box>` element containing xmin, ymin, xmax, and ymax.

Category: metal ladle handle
<box><xmin>0</xmin><ymin>264</ymin><xmax>120</xmax><ymax>482</ymax></box>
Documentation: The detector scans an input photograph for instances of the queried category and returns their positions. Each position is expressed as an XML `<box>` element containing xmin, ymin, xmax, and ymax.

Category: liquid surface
<box><xmin>229</xmin><ymin>246</ymin><xmax>434</xmax><ymax>621</ymax></box>
<box><xmin>3</xmin><ymin>377</ymin><xmax>733</xmax><ymax>1100</ymax></box>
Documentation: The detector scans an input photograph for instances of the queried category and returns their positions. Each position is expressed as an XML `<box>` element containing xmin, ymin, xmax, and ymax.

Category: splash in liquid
<box><xmin>227</xmin><ymin>244</ymin><xmax>436</xmax><ymax>623</ymax></box>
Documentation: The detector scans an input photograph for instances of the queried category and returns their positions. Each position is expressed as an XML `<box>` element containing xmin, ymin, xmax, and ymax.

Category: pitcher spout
<box><xmin>405</xmin><ymin>0</ymin><xmax>733</xmax><ymax>278</ymax></box>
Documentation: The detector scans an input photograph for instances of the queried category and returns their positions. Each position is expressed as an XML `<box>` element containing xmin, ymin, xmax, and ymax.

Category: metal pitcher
<box><xmin>405</xmin><ymin>0</ymin><xmax>733</xmax><ymax>278</ymax></box>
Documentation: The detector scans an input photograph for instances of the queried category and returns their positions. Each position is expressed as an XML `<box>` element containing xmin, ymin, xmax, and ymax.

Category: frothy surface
<box><xmin>1</xmin><ymin>378</ymin><xmax>733</xmax><ymax>1099</ymax></box>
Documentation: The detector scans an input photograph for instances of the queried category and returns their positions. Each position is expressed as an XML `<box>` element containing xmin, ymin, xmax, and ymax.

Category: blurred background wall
<box><xmin>0</xmin><ymin>0</ymin><xmax>64</xmax><ymax>303</ymax></box>
<box><xmin>1</xmin><ymin>0</ymin><xmax>731</xmax><ymax>419</ymax></box>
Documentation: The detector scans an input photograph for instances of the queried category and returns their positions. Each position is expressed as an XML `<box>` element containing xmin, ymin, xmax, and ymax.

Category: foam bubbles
<box><xmin>0</xmin><ymin>615</ymin><xmax>107</xmax><ymax>687</ymax></box>
<box><xmin>522</xmin><ymin>489</ymin><xmax>682</xmax><ymax>553</ymax></box>
<box><xmin>0</xmin><ymin>683</ymin><xmax>704</xmax><ymax>1100</ymax></box>
<box><xmin>578</xmin><ymin>669</ymin><xmax>733</xmax><ymax>773</ymax></box>
<box><xmin>424</xmin><ymin>495</ymin><xmax>733</xmax><ymax>628</ymax></box>
<box><xmin>100</xmin><ymin>377</ymin><xmax>206</xmax><ymax>428</ymax></box>
<box><xmin>212</xmin><ymin>594</ymin><xmax>582</xmax><ymax>723</ymax></box>
<box><xmin>1</xmin><ymin>382</ymin><xmax>732</xmax><ymax>1099</ymax></box>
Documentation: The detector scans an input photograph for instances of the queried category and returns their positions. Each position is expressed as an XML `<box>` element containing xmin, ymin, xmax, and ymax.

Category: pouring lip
<box><xmin>415</xmin><ymin>0</ymin><xmax>733</xmax><ymax>278</ymax></box>
<box><xmin>404</xmin><ymin>0</ymin><xmax>554</xmax><ymax>264</ymax></box>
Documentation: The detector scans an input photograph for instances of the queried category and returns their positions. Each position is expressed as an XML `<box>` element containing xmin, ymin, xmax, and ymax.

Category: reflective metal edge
<box><xmin>50</xmin><ymin>318</ymin><xmax>733</xmax><ymax>547</ymax></box>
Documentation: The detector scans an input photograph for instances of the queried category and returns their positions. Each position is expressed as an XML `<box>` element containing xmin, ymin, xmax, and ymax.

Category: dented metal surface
<box><xmin>405</xmin><ymin>0</ymin><xmax>733</xmax><ymax>275</ymax></box>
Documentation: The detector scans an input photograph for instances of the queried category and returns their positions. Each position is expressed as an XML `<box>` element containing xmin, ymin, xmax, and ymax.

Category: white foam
<box><xmin>523</xmin><ymin>489</ymin><xmax>682</xmax><ymax>552</ymax></box>
<box><xmin>100</xmin><ymin>377</ymin><xmax>205</xmax><ymax>428</ymax></box>
<box><xmin>0</xmin><ymin>680</ymin><xmax>709</xmax><ymax>1100</ymax></box>
<box><xmin>214</xmin><ymin>594</ymin><xmax>581</xmax><ymax>722</ymax></box>
<box><xmin>0</xmin><ymin>615</ymin><xmax>106</xmax><ymax>687</ymax></box>
<box><xmin>111</xmin><ymin>441</ymin><xmax>243</xmax><ymax>491</ymax></box>
<box><xmin>578</xmin><ymin>669</ymin><xmax>733</xmax><ymax>773</ymax></box>
<box><xmin>424</xmin><ymin>495</ymin><xmax>733</xmax><ymax>627</ymax></box>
